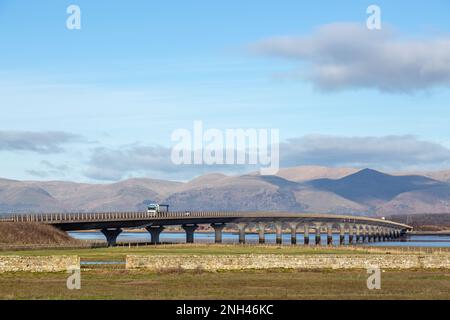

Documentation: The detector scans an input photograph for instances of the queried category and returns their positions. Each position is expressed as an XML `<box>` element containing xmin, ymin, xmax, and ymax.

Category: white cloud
<box><xmin>252</xmin><ymin>23</ymin><xmax>450</xmax><ymax>93</ymax></box>
<box><xmin>0</xmin><ymin>131</ymin><xmax>83</xmax><ymax>154</ymax></box>
<box><xmin>281</xmin><ymin>135</ymin><xmax>450</xmax><ymax>170</ymax></box>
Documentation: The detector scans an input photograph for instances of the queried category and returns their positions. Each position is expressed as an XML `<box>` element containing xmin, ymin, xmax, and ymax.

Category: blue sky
<box><xmin>1</xmin><ymin>0</ymin><xmax>450</xmax><ymax>182</ymax></box>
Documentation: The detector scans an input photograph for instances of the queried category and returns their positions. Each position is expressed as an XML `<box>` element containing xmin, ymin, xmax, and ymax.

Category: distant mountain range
<box><xmin>2</xmin><ymin>166</ymin><xmax>450</xmax><ymax>216</ymax></box>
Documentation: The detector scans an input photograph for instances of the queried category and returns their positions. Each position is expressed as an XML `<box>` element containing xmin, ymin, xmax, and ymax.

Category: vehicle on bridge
<box><xmin>146</xmin><ymin>204</ymin><xmax>169</xmax><ymax>217</ymax></box>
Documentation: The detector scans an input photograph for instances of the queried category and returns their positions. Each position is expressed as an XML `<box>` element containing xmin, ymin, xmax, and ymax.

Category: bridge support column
<box><xmin>400</xmin><ymin>230</ymin><xmax>407</xmax><ymax>241</ymax></box>
<box><xmin>237</xmin><ymin>223</ymin><xmax>247</xmax><ymax>244</ymax></box>
<box><xmin>327</xmin><ymin>224</ymin><xmax>333</xmax><ymax>246</ymax></box>
<box><xmin>339</xmin><ymin>224</ymin><xmax>345</xmax><ymax>245</ymax></box>
<box><xmin>303</xmin><ymin>225</ymin><xmax>310</xmax><ymax>245</ymax></box>
<box><xmin>257</xmin><ymin>222</ymin><xmax>266</xmax><ymax>244</ymax></box>
<box><xmin>349</xmin><ymin>226</ymin><xmax>354</xmax><ymax>244</ymax></box>
<box><xmin>211</xmin><ymin>223</ymin><xmax>226</xmax><ymax>244</ymax></box>
<box><xmin>368</xmin><ymin>228</ymin><xmax>374</xmax><ymax>242</ymax></box>
<box><xmin>315</xmin><ymin>224</ymin><xmax>322</xmax><ymax>246</ymax></box>
<box><xmin>101</xmin><ymin>228</ymin><xmax>122</xmax><ymax>247</ymax></box>
<box><xmin>182</xmin><ymin>224</ymin><xmax>198</xmax><ymax>244</ymax></box>
<box><xmin>289</xmin><ymin>223</ymin><xmax>298</xmax><ymax>245</ymax></box>
<box><xmin>275</xmin><ymin>222</ymin><xmax>283</xmax><ymax>245</ymax></box>
<box><xmin>146</xmin><ymin>226</ymin><xmax>165</xmax><ymax>244</ymax></box>
<box><xmin>355</xmin><ymin>227</ymin><xmax>361</xmax><ymax>243</ymax></box>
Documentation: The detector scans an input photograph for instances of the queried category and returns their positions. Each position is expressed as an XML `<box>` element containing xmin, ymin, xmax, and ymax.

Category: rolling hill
<box><xmin>1</xmin><ymin>167</ymin><xmax>450</xmax><ymax>216</ymax></box>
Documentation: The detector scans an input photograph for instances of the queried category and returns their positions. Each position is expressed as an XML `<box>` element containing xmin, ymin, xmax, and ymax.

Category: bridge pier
<box><xmin>258</xmin><ymin>222</ymin><xmax>266</xmax><ymax>244</ymax></box>
<box><xmin>237</xmin><ymin>223</ymin><xmax>247</xmax><ymax>244</ymax></box>
<box><xmin>275</xmin><ymin>222</ymin><xmax>283</xmax><ymax>245</ymax></box>
<box><xmin>289</xmin><ymin>223</ymin><xmax>298</xmax><ymax>245</ymax></box>
<box><xmin>400</xmin><ymin>230</ymin><xmax>407</xmax><ymax>241</ymax></box>
<box><xmin>327</xmin><ymin>224</ymin><xmax>333</xmax><ymax>246</ymax></box>
<box><xmin>146</xmin><ymin>225</ymin><xmax>165</xmax><ymax>244</ymax></box>
<box><xmin>339</xmin><ymin>224</ymin><xmax>345</xmax><ymax>245</ymax></box>
<box><xmin>182</xmin><ymin>224</ymin><xmax>198</xmax><ymax>243</ymax></box>
<box><xmin>211</xmin><ymin>223</ymin><xmax>226</xmax><ymax>244</ymax></box>
<box><xmin>303</xmin><ymin>225</ymin><xmax>310</xmax><ymax>245</ymax></box>
<box><xmin>315</xmin><ymin>224</ymin><xmax>322</xmax><ymax>246</ymax></box>
<box><xmin>387</xmin><ymin>230</ymin><xmax>392</xmax><ymax>240</ymax></box>
<box><xmin>362</xmin><ymin>230</ymin><xmax>367</xmax><ymax>243</ymax></box>
<box><xmin>348</xmin><ymin>226</ymin><xmax>354</xmax><ymax>244</ymax></box>
<box><xmin>362</xmin><ymin>229</ymin><xmax>367</xmax><ymax>242</ymax></box>
<box><xmin>101</xmin><ymin>228</ymin><xmax>122</xmax><ymax>247</ymax></box>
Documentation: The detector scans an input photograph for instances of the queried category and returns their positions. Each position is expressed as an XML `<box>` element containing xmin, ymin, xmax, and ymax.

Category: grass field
<box><xmin>0</xmin><ymin>244</ymin><xmax>385</xmax><ymax>261</ymax></box>
<box><xmin>0</xmin><ymin>268</ymin><xmax>449</xmax><ymax>300</ymax></box>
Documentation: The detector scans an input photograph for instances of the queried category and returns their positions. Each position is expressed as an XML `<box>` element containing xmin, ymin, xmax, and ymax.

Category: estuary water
<box><xmin>69</xmin><ymin>231</ymin><xmax>450</xmax><ymax>248</ymax></box>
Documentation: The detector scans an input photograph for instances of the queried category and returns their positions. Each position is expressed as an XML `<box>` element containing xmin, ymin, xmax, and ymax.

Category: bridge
<box><xmin>4</xmin><ymin>211</ymin><xmax>413</xmax><ymax>247</ymax></box>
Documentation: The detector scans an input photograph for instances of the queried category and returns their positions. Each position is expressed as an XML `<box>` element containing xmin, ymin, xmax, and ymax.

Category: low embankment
<box><xmin>0</xmin><ymin>222</ymin><xmax>96</xmax><ymax>251</ymax></box>
<box><xmin>126</xmin><ymin>254</ymin><xmax>450</xmax><ymax>271</ymax></box>
<box><xmin>0</xmin><ymin>255</ymin><xmax>79</xmax><ymax>272</ymax></box>
<box><xmin>0</xmin><ymin>222</ymin><xmax>79</xmax><ymax>245</ymax></box>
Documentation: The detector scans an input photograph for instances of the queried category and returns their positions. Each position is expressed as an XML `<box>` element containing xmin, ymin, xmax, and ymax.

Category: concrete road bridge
<box><xmin>4</xmin><ymin>211</ymin><xmax>412</xmax><ymax>246</ymax></box>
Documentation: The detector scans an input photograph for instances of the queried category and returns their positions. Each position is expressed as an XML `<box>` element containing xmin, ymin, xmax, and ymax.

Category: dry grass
<box><xmin>0</xmin><ymin>222</ymin><xmax>81</xmax><ymax>246</ymax></box>
<box><xmin>0</xmin><ymin>269</ymin><xmax>449</xmax><ymax>300</ymax></box>
<box><xmin>1</xmin><ymin>243</ymin><xmax>447</xmax><ymax>261</ymax></box>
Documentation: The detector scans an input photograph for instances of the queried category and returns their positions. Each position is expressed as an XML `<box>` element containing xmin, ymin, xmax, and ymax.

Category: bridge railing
<box><xmin>6</xmin><ymin>211</ymin><xmax>244</xmax><ymax>223</ymax></box>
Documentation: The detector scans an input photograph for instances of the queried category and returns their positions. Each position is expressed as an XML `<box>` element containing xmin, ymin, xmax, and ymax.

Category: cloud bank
<box><xmin>84</xmin><ymin>145</ymin><xmax>255</xmax><ymax>181</ymax></box>
<box><xmin>252</xmin><ymin>23</ymin><xmax>450</xmax><ymax>93</ymax></box>
<box><xmin>83</xmin><ymin>135</ymin><xmax>450</xmax><ymax>181</ymax></box>
<box><xmin>280</xmin><ymin>135</ymin><xmax>450</xmax><ymax>170</ymax></box>
<box><xmin>0</xmin><ymin>131</ymin><xmax>82</xmax><ymax>154</ymax></box>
